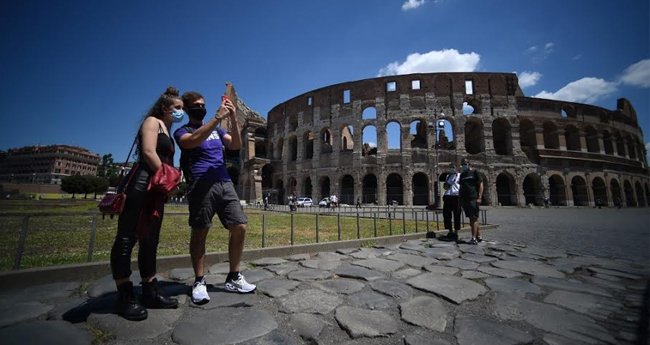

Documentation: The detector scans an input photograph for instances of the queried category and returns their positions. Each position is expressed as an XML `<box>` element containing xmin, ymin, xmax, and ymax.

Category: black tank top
<box><xmin>137</xmin><ymin>123</ymin><xmax>175</xmax><ymax>168</ymax></box>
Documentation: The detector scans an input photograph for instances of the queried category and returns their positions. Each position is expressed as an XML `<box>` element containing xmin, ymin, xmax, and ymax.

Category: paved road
<box><xmin>484</xmin><ymin>207</ymin><xmax>650</xmax><ymax>263</ymax></box>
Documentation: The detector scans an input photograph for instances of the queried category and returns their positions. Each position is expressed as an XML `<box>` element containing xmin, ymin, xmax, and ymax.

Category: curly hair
<box><xmin>145</xmin><ymin>86</ymin><xmax>181</xmax><ymax>120</ymax></box>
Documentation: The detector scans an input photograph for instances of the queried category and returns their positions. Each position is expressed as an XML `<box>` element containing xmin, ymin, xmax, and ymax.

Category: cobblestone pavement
<box><xmin>0</xmin><ymin>208</ymin><xmax>648</xmax><ymax>345</ymax></box>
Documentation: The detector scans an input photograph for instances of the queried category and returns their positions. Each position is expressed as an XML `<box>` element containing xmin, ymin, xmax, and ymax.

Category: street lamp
<box><xmin>431</xmin><ymin>112</ymin><xmax>446</xmax><ymax>208</ymax></box>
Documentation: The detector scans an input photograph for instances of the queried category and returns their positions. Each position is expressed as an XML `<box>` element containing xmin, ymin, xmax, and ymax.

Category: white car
<box><xmin>318</xmin><ymin>197</ymin><xmax>330</xmax><ymax>208</ymax></box>
<box><xmin>296</xmin><ymin>197</ymin><xmax>313</xmax><ymax>207</ymax></box>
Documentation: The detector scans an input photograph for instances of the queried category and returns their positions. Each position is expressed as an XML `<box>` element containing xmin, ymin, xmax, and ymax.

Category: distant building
<box><xmin>0</xmin><ymin>145</ymin><xmax>100</xmax><ymax>184</ymax></box>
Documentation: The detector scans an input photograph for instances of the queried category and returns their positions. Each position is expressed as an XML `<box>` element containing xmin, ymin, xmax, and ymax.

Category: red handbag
<box><xmin>98</xmin><ymin>136</ymin><xmax>138</xmax><ymax>219</ymax></box>
<box><xmin>148</xmin><ymin>163</ymin><xmax>181</xmax><ymax>195</ymax></box>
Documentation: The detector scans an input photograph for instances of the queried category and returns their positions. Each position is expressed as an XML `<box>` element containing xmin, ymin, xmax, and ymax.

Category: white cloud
<box><xmin>525</xmin><ymin>42</ymin><xmax>555</xmax><ymax>61</ymax></box>
<box><xmin>620</xmin><ymin>59</ymin><xmax>650</xmax><ymax>88</ymax></box>
<box><xmin>378</xmin><ymin>49</ymin><xmax>480</xmax><ymax>76</ymax></box>
<box><xmin>402</xmin><ymin>0</ymin><xmax>426</xmax><ymax>11</ymax></box>
<box><xmin>534</xmin><ymin>77</ymin><xmax>618</xmax><ymax>104</ymax></box>
<box><xmin>517</xmin><ymin>71</ymin><xmax>542</xmax><ymax>88</ymax></box>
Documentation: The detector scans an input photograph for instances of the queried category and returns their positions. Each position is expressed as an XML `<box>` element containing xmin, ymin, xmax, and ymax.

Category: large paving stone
<box><xmin>0</xmin><ymin>282</ymin><xmax>79</xmax><ymax>304</ymax></box>
<box><xmin>477</xmin><ymin>266</ymin><xmax>523</xmax><ymax>278</ymax></box>
<box><xmin>173</xmin><ymin>307</ymin><xmax>277</xmax><ymax>345</ymax></box>
<box><xmin>422</xmin><ymin>264</ymin><xmax>460</xmax><ymax>275</ymax></box>
<box><xmin>256</xmin><ymin>279</ymin><xmax>301</xmax><ymax>298</ymax></box>
<box><xmin>168</xmin><ymin>268</ymin><xmax>195</xmax><ymax>281</ymax></box>
<box><xmin>461</xmin><ymin>271</ymin><xmax>490</xmax><ymax>279</ymax></box>
<box><xmin>392</xmin><ymin>268</ymin><xmax>424</xmax><ymax>280</ymax></box>
<box><xmin>335</xmin><ymin>306</ymin><xmax>398</xmax><ymax>338</ymax></box>
<box><xmin>399</xmin><ymin>240</ymin><xmax>427</xmax><ymax>252</ymax></box>
<box><xmin>421</xmin><ymin>246</ymin><xmax>461</xmax><ymax>260</ymax></box>
<box><xmin>400</xmin><ymin>296</ymin><xmax>447</xmax><ymax>331</ymax></box>
<box><xmin>208</xmin><ymin>262</ymin><xmax>231</xmax><ymax>274</ymax></box>
<box><xmin>313</xmin><ymin>278</ymin><xmax>365</xmax><ymax>295</ymax></box>
<box><xmin>444</xmin><ymin>259</ymin><xmax>479</xmax><ymax>270</ymax></box>
<box><xmin>491</xmin><ymin>260</ymin><xmax>565</xmax><ymax>278</ymax></box>
<box><xmin>189</xmin><ymin>288</ymin><xmax>259</xmax><ymax>309</ymax></box>
<box><xmin>238</xmin><ymin>329</ymin><xmax>302</xmax><ymax>345</ymax></box>
<box><xmin>287</xmin><ymin>269</ymin><xmax>331</xmax><ymax>281</ymax></box>
<box><xmin>351</xmin><ymin>258</ymin><xmax>405</xmax><ymax>272</ymax></box>
<box><xmin>580</xmin><ymin>276</ymin><xmax>625</xmax><ymax>291</ymax></box>
<box><xmin>484</xmin><ymin>278</ymin><xmax>542</xmax><ymax>295</ymax></box>
<box><xmin>461</xmin><ymin>253</ymin><xmax>498</xmax><ymax>263</ymax></box>
<box><xmin>348</xmin><ymin>291</ymin><xmax>392</xmax><ymax>309</ymax></box>
<box><xmin>0</xmin><ymin>320</ymin><xmax>91</xmax><ymax>345</ymax></box>
<box><xmin>454</xmin><ymin>315</ymin><xmax>533</xmax><ymax>345</ymax></box>
<box><xmin>586</xmin><ymin>266</ymin><xmax>643</xmax><ymax>280</ymax></box>
<box><xmin>384</xmin><ymin>252</ymin><xmax>438</xmax><ymax>267</ymax></box>
<box><xmin>252</xmin><ymin>257</ymin><xmax>289</xmax><ymax>266</ymax></box>
<box><xmin>242</xmin><ymin>269</ymin><xmax>275</xmax><ymax>283</ymax></box>
<box><xmin>279</xmin><ymin>289</ymin><xmax>342</xmax><ymax>314</ymax></box>
<box><xmin>300</xmin><ymin>259</ymin><xmax>343</xmax><ymax>270</ymax></box>
<box><xmin>264</xmin><ymin>263</ymin><xmax>300</xmax><ymax>276</ymax></box>
<box><xmin>334</xmin><ymin>264</ymin><xmax>386</xmax><ymax>281</ymax></box>
<box><xmin>349</xmin><ymin>247</ymin><xmax>390</xmax><ymax>259</ymax></box>
<box><xmin>405</xmin><ymin>334</ymin><xmax>453</xmax><ymax>345</ymax></box>
<box><xmin>406</xmin><ymin>273</ymin><xmax>487</xmax><ymax>304</ymax></box>
<box><xmin>531</xmin><ymin>277</ymin><xmax>612</xmax><ymax>297</ymax></box>
<box><xmin>492</xmin><ymin>294</ymin><xmax>616</xmax><ymax>344</ymax></box>
<box><xmin>370</xmin><ymin>280</ymin><xmax>414</xmax><ymax>300</ymax></box>
<box><xmin>457</xmin><ymin>244</ymin><xmax>485</xmax><ymax>255</ymax></box>
<box><xmin>0</xmin><ymin>301</ymin><xmax>53</xmax><ymax>328</ymax></box>
<box><xmin>286</xmin><ymin>253</ymin><xmax>311</xmax><ymax>261</ymax></box>
<box><xmin>88</xmin><ymin>307</ymin><xmax>183</xmax><ymax>341</ymax></box>
<box><xmin>519</xmin><ymin>246</ymin><xmax>567</xmax><ymax>258</ymax></box>
<box><xmin>315</xmin><ymin>252</ymin><xmax>348</xmax><ymax>261</ymax></box>
<box><xmin>87</xmin><ymin>272</ymin><xmax>146</xmax><ymax>298</ymax></box>
<box><xmin>544</xmin><ymin>290</ymin><xmax>622</xmax><ymax>319</ymax></box>
<box><xmin>288</xmin><ymin>313</ymin><xmax>328</xmax><ymax>342</ymax></box>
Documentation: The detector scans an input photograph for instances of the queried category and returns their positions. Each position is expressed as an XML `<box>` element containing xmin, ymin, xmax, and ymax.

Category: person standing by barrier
<box><xmin>110</xmin><ymin>87</ymin><xmax>183</xmax><ymax>321</ymax></box>
<box><xmin>174</xmin><ymin>90</ymin><xmax>256</xmax><ymax>305</ymax></box>
<box><xmin>439</xmin><ymin>165</ymin><xmax>461</xmax><ymax>242</ymax></box>
<box><xmin>458</xmin><ymin>158</ymin><xmax>484</xmax><ymax>245</ymax></box>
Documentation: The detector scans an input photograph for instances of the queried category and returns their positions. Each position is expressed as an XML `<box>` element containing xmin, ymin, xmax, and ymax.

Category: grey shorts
<box><xmin>187</xmin><ymin>180</ymin><xmax>248</xmax><ymax>230</ymax></box>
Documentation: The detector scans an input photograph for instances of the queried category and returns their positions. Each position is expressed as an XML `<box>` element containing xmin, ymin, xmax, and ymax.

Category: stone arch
<box><xmin>571</xmin><ymin>176</ymin><xmax>588</xmax><ymax>206</ymax></box>
<box><xmin>523</xmin><ymin>173</ymin><xmax>543</xmax><ymax>206</ymax></box>
<box><xmin>287</xmin><ymin>176</ymin><xmax>297</xmax><ymax>195</ymax></box>
<box><xmin>543</xmin><ymin>122</ymin><xmax>560</xmax><ymax>149</ymax></box>
<box><xmin>464</xmin><ymin>118</ymin><xmax>484</xmax><ymax>154</ymax></box>
<box><xmin>340</xmin><ymin>124</ymin><xmax>354</xmax><ymax>152</ymax></box>
<box><xmin>614</xmin><ymin>131</ymin><xmax>625</xmax><ymax>156</ymax></box>
<box><xmin>386</xmin><ymin>173</ymin><xmax>403</xmax><ymax>205</ymax></box>
<box><xmin>362</xmin><ymin>124</ymin><xmax>378</xmax><ymax>156</ymax></box>
<box><xmin>623</xmin><ymin>180</ymin><xmax>635</xmax><ymax>206</ymax></box>
<box><xmin>561</xmin><ymin>105</ymin><xmax>577</xmax><ymax>119</ymax></box>
<box><xmin>288</xmin><ymin>135</ymin><xmax>298</xmax><ymax>161</ymax></box>
<box><xmin>565</xmin><ymin>125</ymin><xmax>581</xmax><ymax>151</ymax></box>
<box><xmin>386</xmin><ymin>121</ymin><xmax>401</xmax><ymax>150</ymax></box>
<box><xmin>585</xmin><ymin>126</ymin><xmax>599</xmax><ymax>153</ymax></box>
<box><xmin>412</xmin><ymin>172</ymin><xmax>429</xmax><ymax>205</ymax></box>
<box><xmin>275</xmin><ymin>179</ymin><xmax>285</xmax><ymax>203</ymax></box>
<box><xmin>303</xmin><ymin>176</ymin><xmax>312</xmax><ymax>198</ymax></box>
<box><xmin>463</xmin><ymin>98</ymin><xmax>481</xmax><ymax>115</ymax></box>
<box><xmin>303</xmin><ymin>131</ymin><xmax>314</xmax><ymax>159</ymax></box>
<box><xmin>437</xmin><ymin>119</ymin><xmax>455</xmax><ymax>150</ymax></box>
<box><xmin>492</xmin><ymin>118</ymin><xmax>512</xmax><ymax>155</ymax></box>
<box><xmin>519</xmin><ymin>119</ymin><xmax>537</xmax><ymax>161</ymax></box>
<box><xmin>548</xmin><ymin>174</ymin><xmax>567</xmax><ymax>206</ymax></box>
<box><xmin>362</xmin><ymin>106</ymin><xmax>376</xmax><ymax>120</ymax></box>
<box><xmin>496</xmin><ymin>172</ymin><xmax>517</xmax><ymax>206</ymax></box>
<box><xmin>591</xmin><ymin>177</ymin><xmax>607</xmax><ymax>207</ymax></box>
<box><xmin>261</xmin><ymin>164</ymin><xmax>274</xmax><ymax>189</ymax></box>
<box><xmin>362</xmin><ymin>174</ymin><xmax>378</xmax><ymax>204</ymax></box>
<box><xmin>254</xmin><ymin>127</ymin><xmax>268</xmax><ymax>158</ymax></box>
<box><xmin>610</xmin><ymin>179</ymin><xmax>622</xmax><ymax>207</ymax></box>
<box><xmin>320</xmin><ymin>128</ymin><xmax>332</xmax><ymax>154</ymax></box>
<box><xmin>410</xmin><ymin>119</ymin><xmax>428</xmax><ymax>149</ymax></box>
<box><xmin>288</xmin><ymin>114</ymin><xmax>298</xmax><ymax>132</ymax></box>
<box><xmin>627</xmin><ymin>136</ymin><xmax>637</xmax><ymax>160</ymax></box>
<box><xmin>319</xmin><ymin>176</ymin><xmax>331</xmax><ymax>199</ymax></box>
<box><xmin>602</xmin><ymin>130</ymin><xmax>614</xmax><ymax>155</ymax></box>
<box><xmin>340</xmin><ymin>175</ymin><xmax>354</xmax><ymax>205</ymax></box>
<box><xmin>634</xmin><ymin>181</ymin><xmax>646</xmax><ymax>207</ymax></box>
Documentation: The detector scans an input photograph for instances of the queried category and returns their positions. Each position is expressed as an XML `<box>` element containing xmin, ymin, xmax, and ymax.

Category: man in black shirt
<box><xmin>458</xmin><ymin>158</ymin><xmax>484</xmax><ymax>245</ymax></box>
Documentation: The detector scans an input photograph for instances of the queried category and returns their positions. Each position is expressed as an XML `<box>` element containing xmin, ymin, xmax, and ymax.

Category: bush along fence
<box><xmin>0</xmin><ymin>205</ymin><xmax>488</xmax><ymax>271</ymax></box>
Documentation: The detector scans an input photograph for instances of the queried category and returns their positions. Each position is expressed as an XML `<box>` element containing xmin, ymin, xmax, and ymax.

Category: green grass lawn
<box><xmin>0</xmin><ymin>200</ymin><xmax>440</xmax><ymax>271</ymax></box>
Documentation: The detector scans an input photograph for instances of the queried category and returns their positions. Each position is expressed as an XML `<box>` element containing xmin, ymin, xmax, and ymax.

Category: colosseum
<box><xmin>230</xmin><ymin>72</ymin><xmax>649</xmax><ymax>208</ymax></box>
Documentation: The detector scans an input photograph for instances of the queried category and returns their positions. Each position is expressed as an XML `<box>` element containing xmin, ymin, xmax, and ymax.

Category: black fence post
<box><xmin>316</xmin><ymin>213</ymin><xmax>319</xmax><ymax>243</ymax></box>
<box><xmin>290</xmin><ymin>212</ymin><xmax>294</xmax><ymax>246</ymax></box>
<box><xmin>356</xmin><ymin>211</ymin><xmax>360</xmax><ymax>239</ymax></box>
<box><xmin>337</xmin><ymin>212</ymin><xmax>341</xmax><ymax>241</ymax></box>
<box><xmin>402</xmin><ymin>209</ymin><xmax>406</xmax><ymax>234</ymax></box>
<box><xmin>14</xmin><ymin>216</ymin><xmax>29</xmax><ymax>270</ymax></box>
<box><xmin>262</xmin><ymin>213</ymin><xmax>266</xmax><ymax>248</ymax></box>
<box><xmin>373</xmin><ymin>212</ymin><xmax>377</xmax><ymax>237</ymax></box>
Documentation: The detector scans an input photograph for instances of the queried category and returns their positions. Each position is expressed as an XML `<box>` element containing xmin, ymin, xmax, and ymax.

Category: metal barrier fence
<box><xmin>0</xmin><ymin>206</ymin><xmax>488</xmax><ymax>271</ymax></box>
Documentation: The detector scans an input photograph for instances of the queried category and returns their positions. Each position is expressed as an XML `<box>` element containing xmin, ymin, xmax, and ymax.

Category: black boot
<box><xmin>116</xmin><ymin>281</ymin><xmax>147</xmax><ymax>321</ymax></box>
<box><xmin>141</xmin><ymin>278</ymin><xmax>178</xmax><ymax>309</ymax></box>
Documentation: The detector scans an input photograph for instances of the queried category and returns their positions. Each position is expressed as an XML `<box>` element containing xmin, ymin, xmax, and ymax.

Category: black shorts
<box><xmin>461</xmin><ymin>199</ymin><xmax>480</xmax><ymax>219</ymax></box>
<box><xmin>187</xmin><ymin>180</ymin><xmax>247</xmax><ymax>230</ymax></box>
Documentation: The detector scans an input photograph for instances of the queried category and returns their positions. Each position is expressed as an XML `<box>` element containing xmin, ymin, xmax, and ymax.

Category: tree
<box><xmin>88</xmin><ymin>176</ymin><xmax>109</xmax><ymax>199</ymax></box>
<box><xmin>98</xmin><ymin>153</ymin><xmax>119</xmax><ymax>179</ymax></box>
<box><xmin>61</xmin><ymin>175</ymin><xmax>85</xmax><ymax>198</ymax></box>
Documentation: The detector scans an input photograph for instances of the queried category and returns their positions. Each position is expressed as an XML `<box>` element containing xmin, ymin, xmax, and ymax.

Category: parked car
<box><xmin>296</xmin><ymin>197</ymin><xmax>313</xmax><ymax>207</ymax></box>
<box><xmin>318</xmin><ymin>197</ymin><xmax>330</xmax><ymax>208</ymax></box>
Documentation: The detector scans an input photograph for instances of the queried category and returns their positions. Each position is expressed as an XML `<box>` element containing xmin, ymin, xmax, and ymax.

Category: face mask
<box><xmin>171</xmin><ymin>109</ymin><xmax>185</xmax><ymax>123</ymax></box>
<box><xmin>449</xmin><ymin>168</ymin><xmax>456</xmax><ymax>174</ymax></box>
<box><xmin>461</xmin><ymin>164</ymin><xmax>469</xmax><ymax>172</ymax></box>
<box><xmin>187</xmin><ymin>107</ymin><xmax>207</xmax><ymax>121</ymax></box>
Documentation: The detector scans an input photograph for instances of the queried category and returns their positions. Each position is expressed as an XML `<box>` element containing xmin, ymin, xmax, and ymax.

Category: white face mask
<box><xmin>461</xmin><ymin>164</ymin><xmax>469</xmax><ymax>172</ymax></box>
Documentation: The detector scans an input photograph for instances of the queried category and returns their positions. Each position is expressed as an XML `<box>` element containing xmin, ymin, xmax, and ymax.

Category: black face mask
<box><xmin>187</xmin><ymin>107</ymin><xmax>207</xmax><ymax>121</ymax></box>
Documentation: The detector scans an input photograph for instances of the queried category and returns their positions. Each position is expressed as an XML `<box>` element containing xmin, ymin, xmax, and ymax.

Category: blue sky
<box><xmin>1</xmin><ymin>0</ymin><xmax>648</xmax><ymax>164</ymax></box>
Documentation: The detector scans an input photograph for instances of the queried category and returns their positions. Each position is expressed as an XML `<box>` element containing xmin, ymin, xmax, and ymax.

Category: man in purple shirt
<box><xmin>174</xmin><ymin>91</ymin><xmax>256</xmax><ymax>305</ymax></box>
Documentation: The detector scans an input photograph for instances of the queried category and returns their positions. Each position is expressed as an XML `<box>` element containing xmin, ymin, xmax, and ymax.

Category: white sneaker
<box><xmin>191</xmin><ymin>279</ymin><xmax>210</xmax><ymax>305</ymax></box>
<box><xmin>224</xmin><ymin>273</ymin><xmax>256</xmax><ymax>293</ymax></box>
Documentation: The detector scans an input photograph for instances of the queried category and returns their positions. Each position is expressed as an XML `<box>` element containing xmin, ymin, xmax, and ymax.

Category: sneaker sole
<box><xmin>191</xmin><ymin>297</ymin><xmax>210</xmax><ymax>305</ymax></box>
<box><xmin>224</xmin><ymin>284</ymin><xmax>256</xmax><ymax>294</ymax></box>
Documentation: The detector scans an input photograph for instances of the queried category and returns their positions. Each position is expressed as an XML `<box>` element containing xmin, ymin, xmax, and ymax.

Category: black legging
<box><xmin>110</xmin><ymin>166</ymin><xmax>163</xmax><ymax>280</ymax></box>
<box><xmin>442</xmin><ymin>195</ymin><xmax>461</xmax><ymax>231</ymax></box>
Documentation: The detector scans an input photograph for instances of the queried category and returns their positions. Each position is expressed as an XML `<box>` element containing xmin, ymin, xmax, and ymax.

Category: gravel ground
<box><xmin>481</xmin><ymin>206</ymin><xmax>650</xmax><ymax>263</ymax></box>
